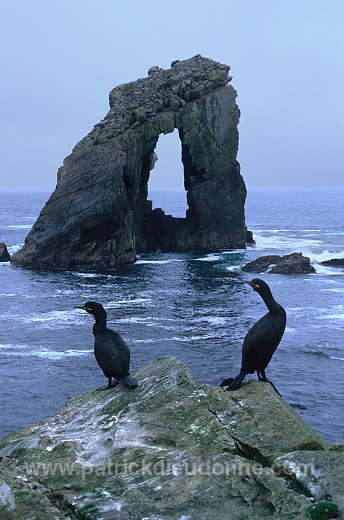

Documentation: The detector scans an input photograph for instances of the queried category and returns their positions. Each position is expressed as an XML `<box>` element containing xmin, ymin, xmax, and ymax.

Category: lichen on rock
<box><xmin>12</xmin><ymin>55</ymin><xmax>248</xmax><ymax>269</ymax></box>
<box><xmin>1</xmin><ymin>356</ymin><xmax>341</xmax><ymax>520</ymax></box>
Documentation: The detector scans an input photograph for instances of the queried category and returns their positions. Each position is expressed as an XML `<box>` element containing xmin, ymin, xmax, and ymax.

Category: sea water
<box><xmin>0</xmin><ymin>189</ymin><xmax>343</xmax><ymax>442</ymax></box>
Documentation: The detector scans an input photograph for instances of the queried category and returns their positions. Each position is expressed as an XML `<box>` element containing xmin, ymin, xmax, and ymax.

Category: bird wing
<box><xmin>107</xmin><ymin>329</ymin><xmax>130</xmax><ymax>370</ymax></box>
<box><xmin>241</xmin><ymin>313</ymin><xmax>285</xmax><ymax>372</ymax></box>
<box><xmin>94</xmin><ymin>328</ymin><xmax>130</xmax><ymax>379</ymax></box>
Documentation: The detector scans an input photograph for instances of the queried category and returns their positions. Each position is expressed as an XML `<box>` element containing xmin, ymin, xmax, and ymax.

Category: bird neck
<box><xmin>92</xmin><ymin>314</ymin><xmax>107</xmax><ymax>334</ymax></box>
<box><xmin>261</xmin><ymin>293</ymin><xmax>283</xmax><ymax>315</ymax></box>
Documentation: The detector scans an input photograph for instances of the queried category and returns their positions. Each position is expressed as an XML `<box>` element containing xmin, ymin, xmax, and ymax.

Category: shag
<box><xmin>79</xmin><ymin>301</ymin><xmax>138</xmax><ymax>390</ymax></box>
<box><xmin>220</xmin><ymin>278</ymin><xmax>286</xmax><ymax>394</ymax></box>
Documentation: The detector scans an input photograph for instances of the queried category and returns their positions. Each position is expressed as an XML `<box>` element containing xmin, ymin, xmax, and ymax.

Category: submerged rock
<box><xmin>1</xmin><ymin>356</ymin><xmax>340</xmax><ymax>520</ymax></box>
<box><xmin>0</xmin><ymin>242</ymin><xmax>10</xmax><ymax>262</ymax></box>
<box><xmin>12</xmin><ymin>55</ymin><xmax>249</xmax><ymax>269</ymax></box>
<box><xmin>243</xmin><ymin>252</ymin><xmax>316</xmax><ymax>274</ymax></box>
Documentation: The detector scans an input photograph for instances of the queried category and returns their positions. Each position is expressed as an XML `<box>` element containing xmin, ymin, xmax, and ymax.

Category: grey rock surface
<box><xmin>1</xmin><ymin>356</ymin><xmax>339</xmax><ymax>520</ymax></box>
<box><xmin>12</xmin><ymin>55</ymin><xmax>248</xmax><ymax>269</ymax></box>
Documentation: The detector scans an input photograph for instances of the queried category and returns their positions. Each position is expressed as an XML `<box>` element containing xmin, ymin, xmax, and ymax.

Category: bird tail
<box><xmin>120</xmin><ymin>375</ymin><xmax>138</xmax><ymax>389</ymax></box>
<box><xmin>220</xmin><ymin>371</ymin><xmax>247</xmax><ymax>391</ymax></box>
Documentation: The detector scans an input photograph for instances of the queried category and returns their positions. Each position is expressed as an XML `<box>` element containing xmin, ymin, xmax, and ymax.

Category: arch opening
<box><xmin>148</xmin><ymin>130</ymin><xmax>188</xmax><ymax>218</ymax></box>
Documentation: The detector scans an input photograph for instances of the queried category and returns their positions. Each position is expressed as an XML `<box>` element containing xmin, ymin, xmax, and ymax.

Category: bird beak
<box><xmin>244</xmin><ymin>281</ymin><xmax>260</xmax><ymax>290</ymax></box>
<box><xmin>76</xmin><ymin>306</ymin><xmax>92</xmax><ymax>311</ymax></box>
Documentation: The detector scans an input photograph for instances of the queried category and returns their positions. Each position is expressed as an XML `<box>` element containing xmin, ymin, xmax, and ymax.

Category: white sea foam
<box><xmin>194</xmin><ymin>254</ymin><xmax>221</xmax><ymax>262</ymax></box>
<box><xmin>0</xmin><ymin>343</ymin><xmax>92</xmax><ymax>359</ymax></box>
<box><xmin>107</xmin><ymin>298</ymin><xmax>151</xmax><ymax>307</ymax></box>
<box><xmin>6</xmin><ymin>225</ymin><xmax>32</xmax><ymax>230</ymax></box>
<box><xmin>320</xmin><ymin>313</ymin><xmax>344</xmax><ymax>321</ymax></box>
<box><xmin>313</xmin><ymin>264</ymin><xmax>344</xmax><ymax>276</ymax></box>
<box><xmin>32</xmin><ymin>349</ymin><xmax>92</xmax><ymax>359</ymax></box>
<box><xmin>117</xmin><ymin>316</ymin><xmax>177</xmax><ymax>330</ymax></box>
<box><xmin>21</xmin><ymin>310</ymin><xmax>85</xmax><ymax>328</ymax></box>
<box><xmin>135</xmin><ymin>259</ymin><xmax>181</xmax><ymax>265</ymax></box>
<box><xmin>221</xmin><ymin>249</ymin><xmax>246</xmax><ymax>255</ymax></box>
<box><xmin>309</xmin><ymin>250</ymin><xmax>344</xmax><ymax>263</ymax></box>
<box><xmin>253</xmin><ymin>233</ymin><xmax>322</xmax><ymax>252</ymax></box>
<box><xmin>7</xmin><ymin>244</ymin><xmax>22</xmax><ymax>254</ymax></box>
<box><xmin>226</xmin><ymin>265</ymin><xmax>241</xmax><ymax>272</ymax></box>
<box><xmin>72</xmin><ymin>272</ymin><xmax>98</xmax><ymax>278</ymax></box>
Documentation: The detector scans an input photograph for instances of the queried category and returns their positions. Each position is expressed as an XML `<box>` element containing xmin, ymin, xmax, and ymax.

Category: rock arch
<box><xmin>13</xmin><ymin>55</ymin><xmax>249</xmax><ymax>268</ymax></box>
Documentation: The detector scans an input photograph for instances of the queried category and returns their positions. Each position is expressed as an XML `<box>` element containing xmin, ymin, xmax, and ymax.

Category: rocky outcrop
<box><xmin>243</xmin><ymin>252</ymin><xmax>316</xmax><ymax>274</ymax></box>
<box><xmin>0</xmin><ymin>243</ymin><xmax>10</xmax><ymax>262</ymax></box>
<box><xmin>12</xmin><ymin>55</ymin><xmax>248</xmax><ymax>269</ymax></box>
<box><xmin>321</xmin><ymin>258</ymin><xmax>344</xmax><ymax>268</ymax></box>
<box><xmin>1</xmin><ymin>356</ymin><xmax>342</xmax><ymax>520</ymax></box>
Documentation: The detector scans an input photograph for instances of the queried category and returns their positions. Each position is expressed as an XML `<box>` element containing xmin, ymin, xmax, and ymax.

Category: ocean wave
<box><xmin>192</xmin><ymin>315</ymin><xmax>228</xmax><ymax>326</ymax></box>
<box><xmin>169</xmin><ymin>334</ymin><xmax>222</xmax><ymax>342</ymax></box>
<box><xmin>314</xmin><ymin>305</ymin><xmax>344</xmax><ymax>321</ymax></box>
<box><xmin>304</xmin><ymin>351</ymin><xmax>344</xmax><ymax>362</ymax></box>
<box><xmin>309</xmin><ymin>249</ymin><xmax>344</xmax><ymax>263</ymax></box>
<box><xmin>129</xmin><ymin>332</ymin><xmax>224</xmax><ymax>343</ymax></box>
<box><xmin>314</xmin><ymin>264</ymin><xmax>344</xmax><ymax>276</ymax></box>
<box><xmin>318</xmin><ymin>313</ymin><xmax>344</xmax><ymax>321</ymax></box>
<box><xmin>6</xmin><ymin>225</ymin><xmax>32</xmax><ymax>230</ymax></box>
<box><xmin>8</xmin><ymin>244</ymin><xmax>22</xmax><ymax>254</ymax></box>
<box><xmin>302</xmin><ymin>350</ymin><xmax>332</xmax><ymax>359</ymax></box>
<box><xmin>71</xmin><ymin>272</ymin><xmax>99</xmax><ymax>278</ymax></box>
<box><xmin>116</xmin><ymin>317</ymin><xmax>178</xmax><ymax>330</ymax></box>
<box><xmin>194</xmin><ymin>254</ymin><xmax>221</xmax><ymax>262</ymax></box>
<box><xmin>135</xmin><ymin>258</ymin><xmax>185</xmax><ymax>265</ymax></box>
<box><xmin>226</xmin><ymin>265</ymin><xmax>241</xmax><ymax>272</ymax></box>
<box><xmin>252</xmin><ymin>233</ymin><xmax>323</xmax><ymax>251</ymax></box>
<box><xmin>0</xmin><ymin>343</ymin><xmax>91</xmax><ymax>359</ymax></box>
<box><xmin>20</xmin><ymin>310</ymin><xmax>85</xmax><ymax>328</ymax></box>
<box><xmin>221</xmin><ymin>249</ymin><xmax>247</xmax><ymax>255</ymax></box>
<box><xmin>107</xmin><ymin>298</ymin><xmax>151</xmax><ymax>307</ymax></box>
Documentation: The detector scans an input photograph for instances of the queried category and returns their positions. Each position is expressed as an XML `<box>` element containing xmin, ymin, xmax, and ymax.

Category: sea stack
<box><xmin>0</xmin><ymin>242</ymin><xmax>11</xmax><ymax>262</ymax></box>
<box><xmin>12</xmin><ymin>55</ymin><xmax>248</xmax><ymax>269</ymax></box>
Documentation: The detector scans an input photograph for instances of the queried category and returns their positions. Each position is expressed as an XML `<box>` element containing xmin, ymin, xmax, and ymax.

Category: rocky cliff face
<box><xmin>12</xmin><ymin>55</ymin><xmax>247</xmax><ymax>268</ymax></box>
<box><xmin>0</xmin><ymin>356</ymin><xmax>342</xmax><ymax>520</ymax></box>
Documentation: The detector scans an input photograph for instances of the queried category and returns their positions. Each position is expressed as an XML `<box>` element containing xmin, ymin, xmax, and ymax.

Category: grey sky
<box><xmin>1</xmin><ymin>0</ymin><xmax>343</xmax><ymax>192</ymax></box>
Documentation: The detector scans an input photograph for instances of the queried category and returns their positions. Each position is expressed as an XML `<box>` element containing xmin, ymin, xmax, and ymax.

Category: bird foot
<box><xmin>96</xmin><ymin>386</ymin><xmax>110</xmax><ymax>391</ymax></box>
<box><xmin>96</xmin><ymin>380</ymin><xmax>119</xmax><ymax>391</ymax></box>
<box><xmin>107</xmin><ymin>380</ymin><xmax>120</xmax><ymax>389</ymax></box>
<box><xmin>220</xmin><ymin>377</ymin><xmax>234</xmax><ymax>388</ymax></box>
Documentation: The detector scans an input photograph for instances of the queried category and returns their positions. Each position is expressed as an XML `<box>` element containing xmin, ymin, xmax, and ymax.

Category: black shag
<box><xmin>220</xmin><ymin>278</ymin><xmax>286</xmax><ymax>393</ymax></box>
<box><xmin>79</xmin><ymin>301</ymin><xmax>138</xmax><ymax>389</ymax></box>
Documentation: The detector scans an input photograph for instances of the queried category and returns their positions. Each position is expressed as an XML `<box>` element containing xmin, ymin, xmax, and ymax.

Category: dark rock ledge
<box><xmin>242</xmin><ymin>252</ymin><xmax>316</xmax><ymax>274</ymax></box>
<box><xmin>0</xmin><ymin>356</ymin><xmax>342</xmax><ymax>519</ymax></box>
<box><xmin>320</xmin><ymin>258</ymin><xmax>344</xmax><ymax>268</ymax></box>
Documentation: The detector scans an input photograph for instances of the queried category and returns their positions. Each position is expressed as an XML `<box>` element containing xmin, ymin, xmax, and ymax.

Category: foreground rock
<box><xmin>0</xmin><ymin>242</ymin><xmax>10</xmax><ymax>262</ymax></box>
<box><xmin>243</xmin><ymin>252</ymin><xmax>316</xmax><ymax>274</ymax></box>
<box><xmin>1</xmin><ymin>356</ymin><xmax>342</xmax><ymax>520</ymax></box>
<box><xmin>12</xmin><ymin>55</ymin><xmax>249</xmax><ymax>269</ymax></box>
